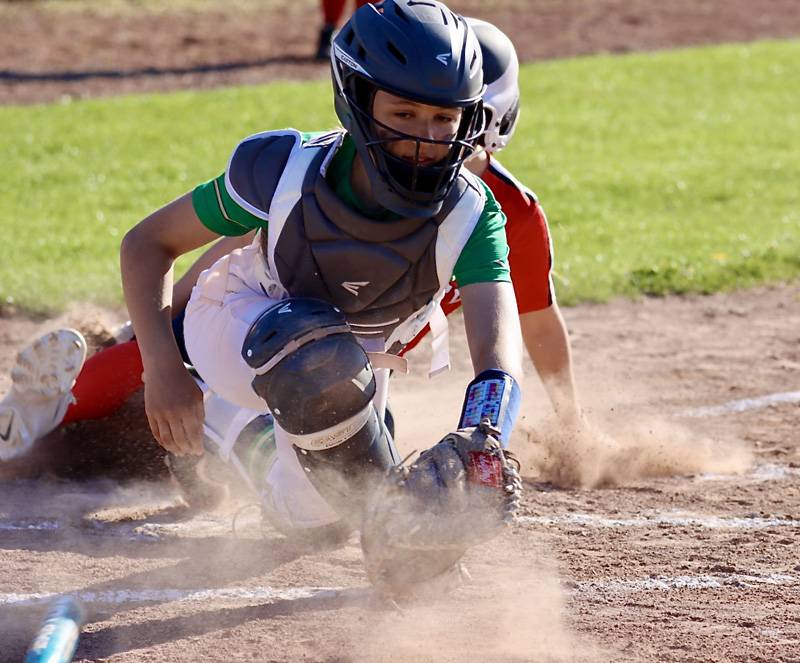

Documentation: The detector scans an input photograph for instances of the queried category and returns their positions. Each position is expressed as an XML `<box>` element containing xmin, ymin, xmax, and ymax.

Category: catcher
<box><xmin>137</xmin><ymin>0</ymin><xmax>523</xmax><ymax>596</ymax></box>
<box><xmin>0</xmin><ymin>0</ymin><xmax>524</xmax><ymax>597</ymax></box>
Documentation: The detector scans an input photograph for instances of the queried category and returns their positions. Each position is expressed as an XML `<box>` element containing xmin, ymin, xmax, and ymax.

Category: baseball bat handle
<box><xmin>24</xmin><ymin>596</ymin><xmax>86</xmax><ymax>663</ymax></box>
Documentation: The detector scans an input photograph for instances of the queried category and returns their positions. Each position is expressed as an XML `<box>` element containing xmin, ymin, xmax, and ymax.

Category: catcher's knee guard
<box><xmin>242</xmin><ymin>298</ymin><xmax>399</xmax><ymax>516</ymax></box>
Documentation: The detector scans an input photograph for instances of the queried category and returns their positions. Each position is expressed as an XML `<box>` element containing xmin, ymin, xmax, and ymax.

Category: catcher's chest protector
<box><xmin>235</xmin><ymin>130</ymin><xmax>484</xmax><ymax>350</ymax></box>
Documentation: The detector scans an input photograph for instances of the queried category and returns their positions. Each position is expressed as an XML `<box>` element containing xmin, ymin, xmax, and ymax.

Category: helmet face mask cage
<box><xmin>330</xmin><ymin>0</ymin><xmax>486</xmax><ymax>218</ymax></box>
<box><xmin>342</xmin><ymin>73</ymin><xmax>486</xmax><ymax>209</ymax></box>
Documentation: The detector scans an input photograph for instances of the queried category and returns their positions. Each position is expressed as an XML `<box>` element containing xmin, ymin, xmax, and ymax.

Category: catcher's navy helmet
<box><xmin>331</xmin><ymin>0</ymin><xmax>485</xmax><ymax>218</ymax></box>
<box><xmin>467</xmin><ymin>18</ymin><xmax>520</xmax><ymax>153</ymax></box>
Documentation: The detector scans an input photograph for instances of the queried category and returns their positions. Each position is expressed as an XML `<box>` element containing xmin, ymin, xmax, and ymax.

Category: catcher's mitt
<box><xmin>360</xmin><ymin>419</ymin><xmax>522</xmax><ymax>598</ymax></box>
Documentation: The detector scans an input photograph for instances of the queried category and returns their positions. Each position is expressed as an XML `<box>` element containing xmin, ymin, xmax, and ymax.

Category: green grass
<box><xmin>0</xmin><ymin>40</ymin><xmax>798</xmax><ymax>311</ymax></box>
<box><xmin>0</xmin><ymin>82</ymin><xmax>336</xmax><ymax>310</ymax></box>
<box><xmin>503</xmin><ymin>40</ymin><xmax>800</xmax><ymax>303</ymax></box>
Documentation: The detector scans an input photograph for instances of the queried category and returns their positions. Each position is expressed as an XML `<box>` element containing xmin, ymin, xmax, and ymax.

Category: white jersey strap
<box><xmin>366</xmin><ymin>352</ymin><xmax>408</xmax><ymax>374</ymax></box>
<box><xmin>428</xmin><ymin>302</ymin><xmax>450</xmax><ymax>377</ymax></box>
<box><xmin>372</xmin><ymin>367</ymin><xmax>391</xmax><ymax>427</ymax></box>
<box><xmin>265</xmin><ymin>132</ymin><xmax>345</xmax><ymax>281</ymax></box>
<box><xmin>433</xmin><ymin>174</ymin><xmax>486</xmax><ymax>290</ymax></box>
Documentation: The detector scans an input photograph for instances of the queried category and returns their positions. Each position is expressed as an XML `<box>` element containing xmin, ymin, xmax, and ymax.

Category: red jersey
<box><xmin>401</xmin><ymin>156</ymin><xmax>554</xmax><ymax>355</ymax></box>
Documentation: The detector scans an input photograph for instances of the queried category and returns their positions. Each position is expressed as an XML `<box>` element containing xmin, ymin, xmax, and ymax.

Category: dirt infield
<box><xmin>1</xmin><ymin>285</ymin><xmax>799</xmax><ymax>662</ymax></box>
<box><xmin>1</xmin><ymin>1</ymin><xmax>800</xmax><ymax>661</ymax></box>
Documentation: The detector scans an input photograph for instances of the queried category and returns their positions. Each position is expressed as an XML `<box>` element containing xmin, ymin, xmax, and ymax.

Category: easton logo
<box><xmin>341</xmin><ymin>281</ymin><xmax>369</xmax><ymax>296</ymax></box>
<box><xmin>435</xmin><ymin>53</ymin><xmax>450</xmax><ymax>66</ymax></box>
<box><xmin>333</xmin><ymin>44</ymin><xmax>370</xmax><ymax>77</ymax></box>
<box><xmin>278</xmin><ymin>303</ymin><xmax>292</xmax><ymax>314</ymax></box>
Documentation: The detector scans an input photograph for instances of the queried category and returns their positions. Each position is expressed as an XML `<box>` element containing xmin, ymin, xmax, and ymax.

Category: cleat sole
<box><xmin>0</xmin><ymin>329</ymin><xmax>87</xmax><ymax>461</ymax></box>
<box><xmin>9</xmin><ymin>329</ymin><xmax>87</xmax><ymax>400</ymax></box>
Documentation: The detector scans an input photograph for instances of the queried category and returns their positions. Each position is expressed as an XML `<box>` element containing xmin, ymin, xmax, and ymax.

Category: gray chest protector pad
<box><xmin>226</xmin><ymin>130</ymin><xmax>484</xmax><ymax>344</ymax></box>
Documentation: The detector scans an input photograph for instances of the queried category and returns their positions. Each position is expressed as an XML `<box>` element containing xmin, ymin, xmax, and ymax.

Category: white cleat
<box><xmin>0</xmin><ymin>328</ymin><xmax>88</xmax><ymax>461</ymax></box>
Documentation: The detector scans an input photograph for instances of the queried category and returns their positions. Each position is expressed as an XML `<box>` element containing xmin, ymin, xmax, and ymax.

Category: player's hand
<box><xmin>142</xmin><ymin>362</ymin><xmax>204</xmax><ymax>456</ymax></box>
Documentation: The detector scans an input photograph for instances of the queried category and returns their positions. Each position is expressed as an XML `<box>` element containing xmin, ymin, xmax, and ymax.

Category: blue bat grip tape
<box><xmin>24</xmin><ymin>596</ymin><xmax>85</xmax><ymax>663</ymax></box>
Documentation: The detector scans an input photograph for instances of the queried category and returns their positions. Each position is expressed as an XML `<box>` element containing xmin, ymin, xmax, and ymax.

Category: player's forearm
<box><xmin>461</xmin><ymin>281</ymin><xmax>524</xmax><ymax>383</ymax></box>
<box><xmin>520</xmin><ymin>306</ymin><xmax>581</xmax><ymax>423</ymax></box>
<box><xmin>120</xmin><ymin>227</ymin><xmax>185</xmax><ymax>377</ymax></box>
<box><xmin>120</xmin><ymin>193</ymin><xmax>219</xmax><ymax>376</ymax></box>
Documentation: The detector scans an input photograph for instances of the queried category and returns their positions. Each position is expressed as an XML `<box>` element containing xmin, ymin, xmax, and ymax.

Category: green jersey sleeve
<box><xmin>192</xmin><ymin>174</ymin><xmax>265</xmax><ymax>237</ymax></box>
<box><xmin>452</xmin><ymin>180</ymin><xmax>511</xmax><ymax>286</ymax></box>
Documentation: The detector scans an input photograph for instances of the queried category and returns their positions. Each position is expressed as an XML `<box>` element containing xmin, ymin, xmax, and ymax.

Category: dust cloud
<box><xmin>353</xmin><ymin>556</ymin><xmax>602</xmax><ymax>663</ymax></box>
<box><xmin>519</xmin><ymin>416</ymin><xmax>753</xmax><ymax>489</ymax></box>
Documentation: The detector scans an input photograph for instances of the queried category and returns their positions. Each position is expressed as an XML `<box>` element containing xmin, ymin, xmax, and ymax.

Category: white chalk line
<box><xmin>574</xmin><ymin>572</ymin><xmax>798</xmax><ymax>594</ymax></box>
<box><xmin>0</xmin><ymin>586</ymin><xmax>343</xmax><ymax>608</ymax></box>
<box><xmin>0</xmin><ymin>519</ymin><xmax>60</xmax><ymax>532</ymax></box>
<box><xmin>104</xmin><ymin>514</ymin><xmax>245</xmax><ymax>541</ymax></box>
<box><xmin>681</xmin><ymin>389</ymin><xmax>800</xmax><ymax>418</ymax></box>
<box><xmin>5</xmin><ymin>497</ymin><xmax>800</xmax><ymax>536</ymax></box>
<box><xmin>518</xmin><ymin>512</ymin><xmax>800</xmax><ymax>529</ymax></box>
<box><xmin>4</xmin><ymin>570</ymin><xmax>797</xmax><ymax>609</ymax></box>
<box><xmin>697</xmin><ymin>463</ymin><xmax>800</xmax><ymax>482</ymax></box>
<box><xmin>0</xmin><ymin>513</ymin><xmax>244</xmax><ymax>539</ymax></box>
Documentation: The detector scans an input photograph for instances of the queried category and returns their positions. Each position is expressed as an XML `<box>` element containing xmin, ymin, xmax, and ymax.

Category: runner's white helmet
<box><xmin>467</xmin><ymin>18</ymin><xmax>520</xmax><ymax>153</ymax></box>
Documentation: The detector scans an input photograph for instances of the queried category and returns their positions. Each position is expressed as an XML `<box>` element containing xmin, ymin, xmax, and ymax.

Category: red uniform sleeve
<box><xmin>483</xmin><ymin>161</ymin><xmax>554</xmax><ymax>314</ymax></box>
<box><xmin>399</xmin><ymin>160</ymin><xmax>555</xmax><ymax>357</ymax></box>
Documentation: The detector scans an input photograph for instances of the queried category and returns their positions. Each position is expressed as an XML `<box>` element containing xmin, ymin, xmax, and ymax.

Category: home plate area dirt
<box><xmin>1</xmin><ymin>283</ymin><xmax>799</xmax><ymax>662</ymax></box>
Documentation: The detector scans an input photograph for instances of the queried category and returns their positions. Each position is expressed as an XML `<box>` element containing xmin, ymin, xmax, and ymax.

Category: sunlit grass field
<box><xmin>0</xmin><ymin>39</ymin><xmax>797</xmax><ymax>311</ymax></box>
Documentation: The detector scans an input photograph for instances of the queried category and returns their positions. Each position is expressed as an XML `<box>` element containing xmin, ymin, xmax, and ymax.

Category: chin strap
<box><xmin>458</xmin><ymin>369</ymin><xmax>521</xmax><ymax>446</ymax></box>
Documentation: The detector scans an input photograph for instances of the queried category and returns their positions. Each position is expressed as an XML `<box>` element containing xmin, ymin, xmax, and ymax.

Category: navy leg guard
<box><xmin>242</xmin><ymin>298</ymin><xmax>399</xmax><ymax>518</ymax></box>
